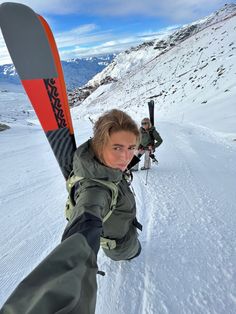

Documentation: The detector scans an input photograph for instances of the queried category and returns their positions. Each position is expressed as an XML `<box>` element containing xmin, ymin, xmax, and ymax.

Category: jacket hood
<box><xmin>73</xmin><ymin>139</ymin><xmax>122</xmax><ymax>182</ymax></box>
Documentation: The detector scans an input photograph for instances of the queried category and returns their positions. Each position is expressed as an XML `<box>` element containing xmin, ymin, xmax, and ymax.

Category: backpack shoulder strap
<box><xmin>66</xmin><ymin>174</ymin><xmax>119</xmax><ymax>223</ymax></box>
<box><xmin>66</xmin><ymin>173</ymin><xmax>84</xmax><ymax>192</ymax></box>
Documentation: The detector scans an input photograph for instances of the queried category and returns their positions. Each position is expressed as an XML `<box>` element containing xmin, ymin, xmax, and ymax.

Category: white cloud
<box><xmin>0</xmin><ymin>10</ymin><xmax>178</xmax><ymax>65</ymax></box>
<box><xmin>0</xmin><ymin>0</ymin><xmax>228</xmax><ymax>21</ymax></box>
<box><xmin>0</xmin><ymin>0</ymin><xmax>230</xmax><ymax>64</ymax></box>
<box><xmin>0</xmin><ymin>0</ymin><xmax>79</xmax><ymax>15</ymax></box>
<box><xmin>59</xmin><ymin>40</ymin><xmax>136</xmax><ymax>60</ymax></box>
<box><xmin>0</xmin><ymin>33</ymin><xmax>12</xmax><ymax>65</ymax></box>
<box><xmin>137</xmin><ymin>25</ymin><xmax>180</xmax><ymax>39</ymax></box>
<box><xmin>55</xmin><ymin>24</ymin><xmax>99</xmax><ymax>48</ymax></box>
<box><xmin>55</xmin><ymin>23</ymin><xmax>181</xmax><ymax>60</ymax></box>
<box><xmin>58</xmin><ymin>35</ymin><xmax>142</xmax><ymax>60</ymax></box>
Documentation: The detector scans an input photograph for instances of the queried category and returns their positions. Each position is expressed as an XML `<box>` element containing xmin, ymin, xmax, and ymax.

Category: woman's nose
<box><xmin>121</xmin><ymin>149</ymin><xmax>133</xmax><ymax>161</ymax></box>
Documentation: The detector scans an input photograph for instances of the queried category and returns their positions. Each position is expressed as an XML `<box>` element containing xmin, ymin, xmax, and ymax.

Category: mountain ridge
<box><xmin>0</xmin><ymin>54</ymin><xmax>116</xmax><ymax>91</ymax></box>
<box><xmin>70</xmin><ymin>3</ymin><xmax>236</xmax><ymax>138</ymax></box>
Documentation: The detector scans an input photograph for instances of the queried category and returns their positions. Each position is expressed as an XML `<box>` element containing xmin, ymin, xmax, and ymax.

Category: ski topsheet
<box><xmin>0</xmin><ymin>2</ymin><xmax>76</xmax><ymax>180</ymax></box>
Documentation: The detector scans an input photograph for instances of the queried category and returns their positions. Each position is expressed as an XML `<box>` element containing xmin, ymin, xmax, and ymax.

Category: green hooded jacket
<box><xmin>0</xmin><ymin>140</ymin><xmax>140</xmax><ymax>314</ymax></box>
<box><xmin>139</xmin><ymin>126</ymin><xmax>163</xmax><ymax>150</ymax></box>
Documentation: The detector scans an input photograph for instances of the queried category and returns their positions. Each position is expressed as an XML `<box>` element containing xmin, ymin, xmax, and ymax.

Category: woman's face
<box><xmin>141</xmin><ymin>121</ymin><xmax>150</xmax><ymax>130</ymax></box>
<box><xmin>102</xmin><ymin>130</ymin><xmax>137</xmax><ymax>171</ymax></box>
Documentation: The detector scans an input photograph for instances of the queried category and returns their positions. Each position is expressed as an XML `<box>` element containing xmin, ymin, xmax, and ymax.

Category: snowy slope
<box><xmin>87</xmin><ymin>4</ymin><xmax>236</xmax><ymax>88</ymax></box>
<box><xmin>0</xmin><ymin>103</ymin><xmax>235</xmax><ymax>313</ymax></box>
<box><xmin>97</xmin><ymin>122</ymin><xmax>236</xmax><ymax>314</ymax></box>
<box><xmin>73</xmin><ymin>17</ymin><xmax>236</xmax><ymax>142</ymax></box>
<box><xmin>75</xmin><ymin>9</ymin><xmax>236</xmax><ymax>140</ymax></box>
<box><xmin>0</xmin><ymin>4</ymin><xmax>236</xmax><ymax>314</ymax></box>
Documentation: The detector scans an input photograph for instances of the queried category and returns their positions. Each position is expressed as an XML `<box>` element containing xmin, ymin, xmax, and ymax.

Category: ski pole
<box><xmin>145</xmin><ymin>167</ymin><xmax>149</xmax><ymax>185</ymax></box>
<box><xmin>145</xmin><ymin>150</ymin><xmax>151</xmax><ymax>185</ymax></box>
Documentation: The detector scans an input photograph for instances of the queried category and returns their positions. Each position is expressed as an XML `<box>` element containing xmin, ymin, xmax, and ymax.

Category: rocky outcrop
<box><xmin>0</xmin><ymin>123</ymin><xmax>10</xmax><ymax>131</ymax></box>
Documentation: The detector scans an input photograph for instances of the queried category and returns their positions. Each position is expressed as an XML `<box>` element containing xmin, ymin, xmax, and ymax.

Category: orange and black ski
<box><xmin>0</xmin><ymin>2</ymin><xmax>76</xmax><ymax>179</ymax></box>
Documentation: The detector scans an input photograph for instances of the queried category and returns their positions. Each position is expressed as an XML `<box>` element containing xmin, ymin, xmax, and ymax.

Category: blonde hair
<box><xmin>141</xmin><ymin>117</ymin><xmax>152</xmax><ymax>127</ymax></box>
<box><xmin>92</xmin><ymin>109</ymin><xmax>140</xmax><ymax>163</ymax></box>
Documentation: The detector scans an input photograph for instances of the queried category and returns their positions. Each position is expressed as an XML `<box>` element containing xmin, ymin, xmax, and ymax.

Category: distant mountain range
<box><xmin>0</xmin><ymin>54</ymin><xmax>115</xmax><ymax>91</ymax></box>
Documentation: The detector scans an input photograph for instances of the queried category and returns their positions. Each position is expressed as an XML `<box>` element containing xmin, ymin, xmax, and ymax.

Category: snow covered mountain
<box><xmin>0</xmin><ymin>63</ymin><xmax>18</xmax><ymax>85</ymax></box>
<box><xmin>71</xmin><ymin>3</ymin><xmax>236</xmax><ymax>138</ymax></box>
<box><xmin>0</xmin><ymin>4</ymin><xmax>236</xmax><ymax>314</ymax></box>
<box><xmin>0</xmin><ymin>54</ymin><xmax>115</xmax><ymax>91</ymax></box>
<box><xmin>85</xmin><ymin>3</ymin><xmax>236</xmax><ymax>87</ymax></box>
<box><xmin>62</xmin><ymin>54</ymin><xmax>115</xmax><ymax>90</ymax></box>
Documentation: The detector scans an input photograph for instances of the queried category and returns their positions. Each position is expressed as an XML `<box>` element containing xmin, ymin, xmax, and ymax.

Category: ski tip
<box><xmin>0</xmin><ymin>2</ymin><xmax>33</xmax><ymax>13</ymax></box>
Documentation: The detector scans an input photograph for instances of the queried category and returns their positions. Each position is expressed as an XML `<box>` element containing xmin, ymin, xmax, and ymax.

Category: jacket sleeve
<box><xmin>0</xmin><ymin>185</ymin><xmax>110</xmax><ymax>314</ymax></box>
<box><xmin>0</xmin><ymin>233</ymin><xmax>99</xmax><ymax>314</ymax></box>
<box><xmin>152</xmin><ymin>128</ymin><xmax>163</xmax><ymax>149</ymax></box>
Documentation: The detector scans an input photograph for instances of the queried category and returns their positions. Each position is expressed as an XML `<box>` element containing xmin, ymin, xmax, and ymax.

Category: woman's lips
<box><xmin>117</xmin><ymin>164</ymin><xmax>127</xmax><ymax>169</ymax></box>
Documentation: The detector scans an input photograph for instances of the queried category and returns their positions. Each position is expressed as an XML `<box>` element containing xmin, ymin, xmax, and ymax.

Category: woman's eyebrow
<box><xmin>112</xmin><ymin>144</ymin><xmax>136</xmax><ymax>148</ymax></box>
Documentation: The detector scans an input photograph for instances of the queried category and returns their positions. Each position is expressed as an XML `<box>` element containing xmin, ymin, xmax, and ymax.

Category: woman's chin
<box><xmin>116</xmin><ymin>165</ymin><xmax>127</xmax><ymax>172</ymax></box>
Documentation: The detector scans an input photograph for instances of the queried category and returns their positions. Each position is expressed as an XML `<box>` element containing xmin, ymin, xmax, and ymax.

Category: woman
<box><xmin>132</xmin><ymin>117</ymin><xmax>163</xmax><ymax>171</ymax></box>
<box><xmin>0</xmin><ymin>109</ymin><xmax>141</xmax><ymax>314</ymax></box>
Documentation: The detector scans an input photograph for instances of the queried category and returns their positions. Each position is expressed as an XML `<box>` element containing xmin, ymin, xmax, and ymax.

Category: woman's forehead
<box><xmin>108</xmin><ymin>130</ymin><xmax>137</xmax><ymax>144</ymax></box>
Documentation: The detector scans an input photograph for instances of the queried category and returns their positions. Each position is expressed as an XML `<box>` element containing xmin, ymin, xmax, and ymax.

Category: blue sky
<box><xmin>1</xmin><ymin>0</ymin><xmax>236</xmax><ymax>64</ymax></box>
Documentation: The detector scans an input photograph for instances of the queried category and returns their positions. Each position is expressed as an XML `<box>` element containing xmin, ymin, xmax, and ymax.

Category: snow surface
<box><xmin>0</xmin><ymin>7</ymin><xmax>236</xmax><ymax>314</ymax></box>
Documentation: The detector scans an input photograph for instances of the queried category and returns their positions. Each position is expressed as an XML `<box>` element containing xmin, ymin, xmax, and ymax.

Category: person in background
<box><xmin>132</xmin><ymin>117</ymin><xmax>163</xmax><ymax>171</ymax></box>
<box><xmin>0</xmin><ymin>109</ymin><xmax>142</xmax><ymax>314</ymax></box>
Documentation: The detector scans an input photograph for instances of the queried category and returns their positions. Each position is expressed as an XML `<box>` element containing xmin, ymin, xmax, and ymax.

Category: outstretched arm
<box><xmin>0</xmin><ymin>232</ymin><xmax>99</xmax><ymax>314</ymax></box>
<box><xmin>0</xmin><ymin>185</ymin><xmax>110</xmax><ymax>314</ymax></box>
